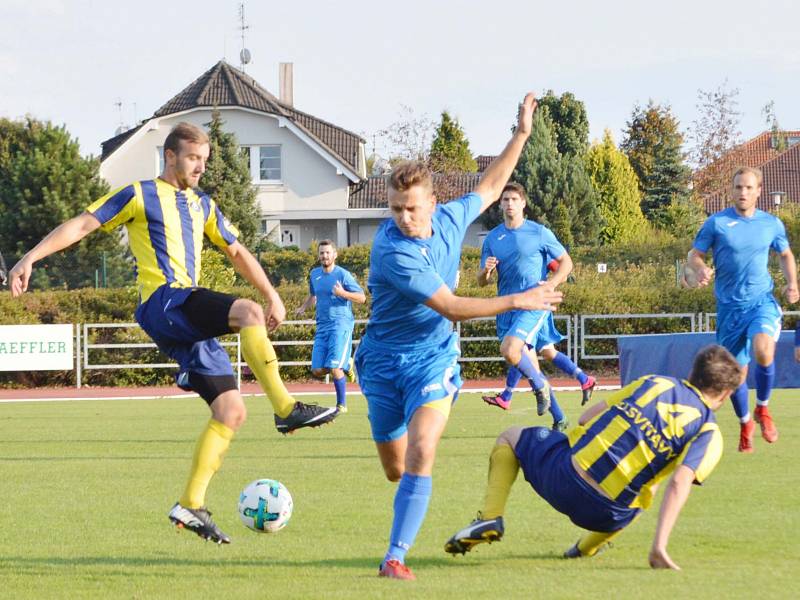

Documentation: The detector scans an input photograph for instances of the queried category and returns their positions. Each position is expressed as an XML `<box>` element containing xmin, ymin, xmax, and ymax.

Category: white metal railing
<box><xmin>38</xmin><ymin>312</ymin><xmax>800</xmax><ymax>388</ymax></box>
<box><xmin>579</xmin><ymin>313</ymin><xmax>698</xmax><ymax>360</ymax></box>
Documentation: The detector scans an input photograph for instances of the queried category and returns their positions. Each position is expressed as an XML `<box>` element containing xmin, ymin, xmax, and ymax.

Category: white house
<box><xmin>99</xmin><ymin>60</ymin><xmax>388</xmax><ymax>249</ymax></box>
<box><xmin>99</xmin><ymin>60</ymin><xmax>488</xmax><ymax>249</ymax></box>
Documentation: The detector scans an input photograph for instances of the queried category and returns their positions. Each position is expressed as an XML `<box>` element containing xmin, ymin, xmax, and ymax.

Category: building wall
<box><xmin>99</xmin><ymin>108</ymin><xmax>352</xmax><ymax>246</ymax></box>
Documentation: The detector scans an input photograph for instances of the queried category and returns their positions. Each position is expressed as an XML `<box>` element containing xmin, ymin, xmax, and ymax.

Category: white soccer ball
<box><xmin>238</xmin><ymin>479</ymin><xmax>293</xmax><ymax>533</ymax></box>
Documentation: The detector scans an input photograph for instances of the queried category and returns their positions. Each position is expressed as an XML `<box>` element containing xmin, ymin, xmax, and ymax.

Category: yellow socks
<box><xmin>481</xmin><ymin>443</ymin><xmax>520</xmax><ymax>519</ymax></box>
<box><xmin>576</xmin><ymin>529</ymin><xmax>623</xmax><ymax>556</ymax></box>
<box><xmin>240</xmin><ymin>325</ymin><xmax>295</xmax><ymax>418</ymax></box>
<box><xmin>180</xmin><ymin>419</ymin><xmax>234</xmax><ymax>509</ymax></box>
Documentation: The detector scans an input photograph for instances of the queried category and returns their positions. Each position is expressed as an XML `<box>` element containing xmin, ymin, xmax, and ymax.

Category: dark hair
<box><xmin>501</xmin><ymin>181</ymin><xmax>528</xmax><ymax>202</ymax></box>
<box><xmin>164</xmin><ymin>122</ymin><xmax>209</xmax><ymax>156</ymax></box>
<box><xmin>318</xmin><ymin>239</ymin><xmax>336</xmax><ymax>250</ymax></box>
<box><xmin>389</xmin><ymin>161</ymin><xmax>433</xmax><ymax>192</ymax></box>
<box><xmin>688</xmin><ymin>345</ymin><xmax>742</xmax><ymax>396</ymax></box>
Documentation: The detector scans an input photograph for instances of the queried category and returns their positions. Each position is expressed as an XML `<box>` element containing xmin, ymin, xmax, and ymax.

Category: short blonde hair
<box><xmin>164</xmin><ymin>122</ymin><xmax>209</xmax><ymax>155</ymax></box>
<box><xmin>389</xmin><ymin>161</ymin><xmax>433</xmax><ymax>193</ymax></box>
<box><xmin>732</xmin><ymin>166</ymin><xmax>763</xmax><ymax>187</ymax></box>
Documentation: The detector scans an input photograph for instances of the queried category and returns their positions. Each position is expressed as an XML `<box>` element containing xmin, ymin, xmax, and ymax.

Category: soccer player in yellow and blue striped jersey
<box><xmin>445</xmin><ymin>344</ymin><xmax>742</xmax><ymax>570</ymax></box>
<box><xmin>8</xmin><ymin>121</ymin><xmax>338</xmax><ymax>544</ymax></box>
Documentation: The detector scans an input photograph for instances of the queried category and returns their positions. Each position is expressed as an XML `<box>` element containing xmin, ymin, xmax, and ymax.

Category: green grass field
<box><xmin>1</xmin><ymin>390</ymin><xmax>798</xmax><ymax>599</ymax></box>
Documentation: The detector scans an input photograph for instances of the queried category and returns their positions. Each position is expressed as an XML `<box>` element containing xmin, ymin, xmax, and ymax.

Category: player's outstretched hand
<box><xmin>517</xmin><ymin>93</ymin><xmax>538</xmax><ymax>139</ymax></box>
<box><xmin>648</xmin><ymin>547</ymin><xmax>680</xmax><ymax>571</ymax></box>
<box><xmin>9</xmin><ymin>257</ymin><xmax>33</xmax><ymax>298</ymax></box>
<box><xmin>265</xmin><ymin>294</ymin><xmax>287</xmax><ymax>332</ymax></box>
<box><xmin>518</xmin><ymin>284</ymin><xmax>562</xmax><ymax>311</ymax></box>
<box><xmin>783</xmin><ymin>284</ymin><xmax>799</xmax><ymax>304</ymax></box>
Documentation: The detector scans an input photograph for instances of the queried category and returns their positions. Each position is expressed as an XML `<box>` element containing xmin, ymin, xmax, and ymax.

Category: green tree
<box><xmin>485</xmin><ymin>110</ymin><xmax>601</xmax><ymax>245</ymax></box>
<box><xmin>621</xmin><ymin>101</ymin><xmax>692</xmax><ymax>222</ymax></box>
<box><xmin>428</xmin><ymin>111</ymin><xmax>477</xmax><ymax>172</ymax></box>
<box><xmin>587</xmin><ymin>130</ymin><xmax>648</xmax><ymax>244</ymax></box>
<box><xmin>0</xmin><ymin>117</ymin><xmax>130</xmax><ymax>289</ymax></box>
<box><xmin>537</xmin><ymin>90</ymin><xmax>590</xmax><ymax>157</ymax></box>
<box><xmin>200</xmin><ymin>108</ymin><xmax>260</xmax><ymax>247</ymax></box>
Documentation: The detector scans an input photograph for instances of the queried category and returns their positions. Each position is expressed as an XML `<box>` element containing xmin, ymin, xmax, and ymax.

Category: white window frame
<box><xmin>241</xmin><ymin>145</ymin><xmax>282</xmax><ymax>183</ymax></box>
<box><xmin>156</xmin><ymin>146</ymin><xmax>165</xmax><ymax>175</ymax></box>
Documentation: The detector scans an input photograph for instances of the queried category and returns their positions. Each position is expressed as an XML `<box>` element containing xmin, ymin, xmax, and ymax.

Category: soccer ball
<box><xmin>238</xmin><ymin>479</ymin><xmax>293</xmax><ymax>533</ymax></box>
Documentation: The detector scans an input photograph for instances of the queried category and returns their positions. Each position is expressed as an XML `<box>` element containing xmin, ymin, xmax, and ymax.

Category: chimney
<box><xmin>279</xmin><ymin>62</ymin><xmax>294</xmax><ymax>107</ymax></box>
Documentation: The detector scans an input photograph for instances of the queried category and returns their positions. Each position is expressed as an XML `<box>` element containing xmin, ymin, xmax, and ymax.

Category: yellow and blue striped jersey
<box><xmin>568</xmin><ymin>375</ymin><xmax>723</xmax><ymax>509</ymax></box>
<box><xmin>86</xmin><ymin>179</ymin><xmax>239</xmax><ymax>302</ymax></box>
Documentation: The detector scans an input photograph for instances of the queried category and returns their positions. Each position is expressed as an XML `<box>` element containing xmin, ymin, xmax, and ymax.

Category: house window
<box><xmin>157</xmin><ymin>146</ymin><xmax>165</xmax><ymax>175</ymax></box>
<box><xmin>241</xmin><ymin>145</ymin><xmax>282</xmax><ymax>182</ymax></box>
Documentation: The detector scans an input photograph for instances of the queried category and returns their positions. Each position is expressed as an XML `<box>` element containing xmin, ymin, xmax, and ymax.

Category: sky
<box><xmin>2</xmin><ymin>0</ymin><xmax>800</xmax><ymax>161</ymax></box>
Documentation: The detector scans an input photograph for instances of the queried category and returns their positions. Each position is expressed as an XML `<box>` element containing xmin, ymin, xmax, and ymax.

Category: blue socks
<box><xmin>754</xmin><ymin>362</ymin><xmax>775</xmax><ymax>405</ymax></box>
<box><xmin>385</xmin><ymin>474</ymin><xmax>432</xmax><ymax>564</ymax></box>
<box><xmin>552</xmin><ymin>351</ymin><xmax>589</xmax><ymax>386</ymax></box>
<box><xmin>549</xmin><ymin>388</ymin><xmax>565</xmax><ymax>422</ymax></box>
<box><xmin>516</xmin><ymin>352</ymin><xmax>545</xmax><ymax>390</ymax></box>
<box><xmin>333</xmin><ymin>375</ymin><xmax>346</xmax><ymax>407</ymax></box>
<box><xmin>501</xmin><ymin>367</ymin><xmax>523</xmax><ymax>400</ymax></box>
<box><xmin>730</xmin><ymin>383</ymin><xmax>750</xmax><ymax>422</ymax></box>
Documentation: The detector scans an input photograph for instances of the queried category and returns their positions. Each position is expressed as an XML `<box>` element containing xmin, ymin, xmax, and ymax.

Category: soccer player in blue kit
<box><xmin>687</xmin><ymin>167</ymin><xmax>798</xmax><ymax>452</ymax></box>
<box><xmin>296</xmin><ymin>239</ymin><xmax>366</xmax><ymax>412</ymax></box>
<box><xmin>356</xmin><ymin>93</ymin><xmax>564</xmax><ymax>580</ymax></box>
<box><xmin>478</xmin><ymin>183</ymin><xmax>595</xmax><ymax>430</ymax></box>
<box><xmin>446</xmin><ymin>344</ymin><xmax>742</xmax><ymax>570</ymax></box>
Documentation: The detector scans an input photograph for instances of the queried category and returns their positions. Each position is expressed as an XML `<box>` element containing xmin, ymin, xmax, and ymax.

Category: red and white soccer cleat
<box><xmin>754</xmin><ymin>405</ymin><xmax>778</xmax><ymax>443</ymax></box>
<box><xmin>738</xmin><ymin>420</ymin><xmax>755</xmax><ymax>453</ymax></box>
<box><xmin>378</xmin><ymin>559</ymin><xmax>416</xmax><ymax>580</ymax></box>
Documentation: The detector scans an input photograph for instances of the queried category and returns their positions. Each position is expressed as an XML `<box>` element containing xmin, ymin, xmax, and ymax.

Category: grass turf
<box><xmin>1</xmin><ymin>389</ymin><xmax>798</xmax><ymax>599</ymax></box>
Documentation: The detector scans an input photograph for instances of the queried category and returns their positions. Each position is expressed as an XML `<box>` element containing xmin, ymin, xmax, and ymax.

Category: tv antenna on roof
<box><xmin>238</xmin><ymin>2</ymin><xmax>251</xmax><ymax>71</ymax></box>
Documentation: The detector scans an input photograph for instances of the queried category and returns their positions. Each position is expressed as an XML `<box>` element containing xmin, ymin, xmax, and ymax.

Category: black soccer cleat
<box><xmin>274</xmin><ymin>401</ymin><xmax>339</xmax><ymax>434</ymax></box>
<box><xmin>168</xmin><ymin>502</ymin><xmax>231</xmax><ymax>544</ymax></box>
<box><xmin>534</xmin><ymin>381</ymin><xmax>551</xmax><ymax>416</ymax></box>
<box><xmin>581</xmin><ymin>375</ymin><xmax>597</xmax><ymax>406</ymax></box>
<box><xmin>445</xmin><ymin>515</ymin><xmax>505</xmax><ymax>555</ymax></box>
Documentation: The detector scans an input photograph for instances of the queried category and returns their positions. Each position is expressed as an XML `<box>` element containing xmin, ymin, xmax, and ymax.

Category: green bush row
<box><xmin>3</xmin><ymin>245</ymin><xmax>798</xmax><ymax>388</ymax></box>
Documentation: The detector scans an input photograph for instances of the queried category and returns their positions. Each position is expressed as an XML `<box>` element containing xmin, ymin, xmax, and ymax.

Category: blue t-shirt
<box><xmin>481</xmin><ymin>221</ymin><xmax>566</xmax><ymax>296</ymax></box>
<box><xmin>362</xmin><ymin>193</ymin><xmax>482</xmax><ymax>350</ymax></box>
<box><xmin>308</xmin><ymin>265</ymin><xmax>363</xmax><ymax>330</ymax></box>
<box><xmin>693</xmin><ymin>207</ymin><xmax>789</xmax><ymax>308</ymax></box>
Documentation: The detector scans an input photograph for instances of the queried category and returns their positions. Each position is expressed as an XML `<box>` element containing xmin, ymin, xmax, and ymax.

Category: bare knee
<box><xmin>384</xmin><ymin>466</ymin><xmax>404</xmax><ymax>482</ymax></box>
<box><xmin>497</xmin><ymin>426</ymin><xmax>524</xmax><ymax>450</ymax></box>
<box><xmin>501</xmin><ymin>341</ymin><xmax>522</xmax><ymax>365</ymax></box>
<box><xmin>311</xmin><ymin>368</ymin><xmax>328</xmax><ymax>379</ymax></box>
<box><xmin>331</xmin><ymin>368</ymin><xmax>345</xmax><ymax>379</ymax></box>
<box><xmin>231</xmin><ymin>299</ymin><xmax>265</xmax><ymax>328</ymax></box>
<box><xmin>210</xmin><ymin>392</ymin><xmax>248</xmax><ymax>430</ymax></box>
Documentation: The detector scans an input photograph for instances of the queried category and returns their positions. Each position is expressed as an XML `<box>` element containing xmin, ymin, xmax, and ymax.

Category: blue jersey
<box><xmin>481</xmin><ymin>221</ymin><xmax>565</xmax><ymax>296</ymax></box>
<box><xmin>693</xmin><ymin>207</ymin><xmax>789</xmax><ymax>308</ymax></box>
<box><xmin>308</xmin><ymin>265</ymin><xmax>363</xmax><ymax>330</ymax></box>
<box><xmin>568</xmin><ymin>375</ymin><xmax>723</xmax><ymax>510</ymax></box>
<box><xmin>362</xmin><ymin>193</ymin><xmax>481</xmax><ymax>350</ymax></box>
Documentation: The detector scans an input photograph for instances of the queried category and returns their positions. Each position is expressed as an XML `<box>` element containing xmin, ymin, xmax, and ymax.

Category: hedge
<box><xmin>3</xmin><ymin>246</ymin><xmax>798</xmax><ymax>388</ymax></box>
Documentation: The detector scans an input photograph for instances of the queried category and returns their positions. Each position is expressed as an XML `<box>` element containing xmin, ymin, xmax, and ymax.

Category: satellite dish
<box><xmin>240</xmin><ymin>48</ymin><xmax>251</xmax><ymax>65</ymax></box>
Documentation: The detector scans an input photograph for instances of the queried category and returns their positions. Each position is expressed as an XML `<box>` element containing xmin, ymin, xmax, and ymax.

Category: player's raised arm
<box><xmin>473</xmin><ymin>93</ymin><xmax>537</xmax><ymax>213</ymax></box>
<box><xmin>9</xmin><ymin>212</ymin><xmax>101</xmax><ymax>297</ymax></box>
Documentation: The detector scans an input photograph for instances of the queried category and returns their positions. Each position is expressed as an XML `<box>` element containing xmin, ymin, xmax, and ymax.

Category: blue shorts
<box><xmin>496</xmin><ymin>310</ymin><xmax>550</xmax><ymax>344</ymax></box>
<box><xmin>311</xmin><ymin>323</ymin><xmax>354</xmax><ymax>370</ymax></box>
<box><xmin>134</xmin><ymin>285</ymin><xmax>234</xmax><ymax>378</ymax></box>
<box><xmin>515</xmin><ymin>427</ymin><xmax>640</xmax><ymax>532</ymax></box>
<box><xmin>533</xmin><ymin>313</ymin><xmax>565</xmax><ymax>350</ymax></box>
<box><xmin>717</xmin><ymin>296</ymin><xmax>782</xmax><ymax>365</ymax></box>
<box><xmin>355</xmin><ymin>333</ymin><xmax>462</xmax><ymax>442</ymax></box>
